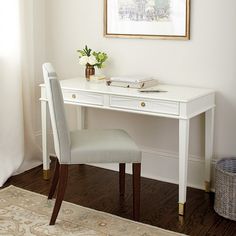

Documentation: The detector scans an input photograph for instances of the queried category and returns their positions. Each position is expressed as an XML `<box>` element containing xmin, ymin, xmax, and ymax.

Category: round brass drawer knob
<box><xmin>72</xmin><ymin>94</ymin><xmax>76</xmax><ymax>99</ymax></box>
<box><xmin>141</xmin><ymin>102</ymin><xmax>146</xmax><ymax>107</ymax></box>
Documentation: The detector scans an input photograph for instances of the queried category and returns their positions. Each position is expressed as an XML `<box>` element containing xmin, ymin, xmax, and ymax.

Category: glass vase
<box><xmin>85</xmin><ymin>64</ymin><xmax>95</xmax><ymax>81</ymax></box>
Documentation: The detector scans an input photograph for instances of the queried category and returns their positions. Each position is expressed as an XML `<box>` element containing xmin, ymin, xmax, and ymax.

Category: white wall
<box><xmin>40</xmin><ymin>0</ymin><xmax>236</xmax><ymax>189</ymax></box>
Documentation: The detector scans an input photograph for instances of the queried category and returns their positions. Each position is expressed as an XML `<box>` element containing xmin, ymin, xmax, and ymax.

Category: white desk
<box><xmin>40</xmin><ymin>78</ymin><xmax>215</xmax><ymax>215</ymax></box>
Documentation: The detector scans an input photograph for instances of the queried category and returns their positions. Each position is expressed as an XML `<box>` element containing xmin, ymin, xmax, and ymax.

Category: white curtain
<box><xmin>0</xmin><ymin>0</ymin><xmax>41</xmax><ymax>186</ymax></box>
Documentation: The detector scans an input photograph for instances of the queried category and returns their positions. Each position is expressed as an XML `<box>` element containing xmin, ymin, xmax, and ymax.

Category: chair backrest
<box><xmin>42</xmin><ymin>63</ymin><xmax>71</xmax><ymax>163</ymax></box>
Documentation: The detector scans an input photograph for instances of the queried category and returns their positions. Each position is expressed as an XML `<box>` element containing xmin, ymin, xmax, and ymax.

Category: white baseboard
<box><xmin>90</xmin><ymin>147</ymin><xmax>216</xmax><ymax>191</ymax></box>
<box><xmin>35</xmin><ymin>131</ymin><xmax>216</xmax><ymax>191</ymax></box>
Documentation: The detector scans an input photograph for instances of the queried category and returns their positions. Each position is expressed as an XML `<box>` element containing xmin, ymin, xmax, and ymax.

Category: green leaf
<box><xmin>77</xmin><ymin>46</ymin><xmax>108</xmax><ymax>68</ymax></box>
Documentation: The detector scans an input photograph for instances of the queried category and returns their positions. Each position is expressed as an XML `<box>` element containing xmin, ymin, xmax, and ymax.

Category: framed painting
<box><xmin>104</xmin><ymin>0</ymin><xmax>190</xmax><ymax>40</ymax></box>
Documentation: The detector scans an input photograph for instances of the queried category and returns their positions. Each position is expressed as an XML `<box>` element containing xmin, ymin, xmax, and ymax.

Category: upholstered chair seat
<box><xmin>70</xmin><ymin>129</ymin><xmax>141</xmax><ymax>164</ymax></box>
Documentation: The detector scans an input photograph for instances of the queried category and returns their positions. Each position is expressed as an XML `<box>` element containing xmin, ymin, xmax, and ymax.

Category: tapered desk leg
<box><xmin>179</xmin><ymin>119</ymin><xmax>190</xmax><ymax>216</ymax></box>
<box><xmin>41</xmin><ymin>88</ymin><xmax>50</xmax><ymax>180</ymax></box>
<box><xmin>205</xmin><ymin>108</ymin><xmax>215</xmax><ymax>192</ymax></box>
<box><xmin>77</xmin><ymin>107</ymin><xmax>85</xmax><ymax>169</ymax></box>
<box><xmin>77</xmin><ymin>106</ymin><xmax>85</xmax><ymax>130</ymax></box>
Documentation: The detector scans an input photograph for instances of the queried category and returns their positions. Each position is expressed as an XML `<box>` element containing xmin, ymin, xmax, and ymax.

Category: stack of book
<box><xmin>106</xmin><ymin>76</ymin><xmax>158</xmax><ymax>89</ymax></box>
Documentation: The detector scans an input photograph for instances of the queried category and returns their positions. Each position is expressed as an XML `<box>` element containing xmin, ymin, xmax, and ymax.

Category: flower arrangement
<box><xmin>77</xmin><ymin>45</ymin><xmax>108</xmax><ymax>69</ymax></box>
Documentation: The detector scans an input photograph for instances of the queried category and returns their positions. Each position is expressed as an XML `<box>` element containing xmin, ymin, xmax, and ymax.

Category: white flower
<box><xmin>79</xmin><ymin>56</ymin><xmax>89</xmax><ymax>66</ymax></box>
<box><xmin>88</xmin><ymin>55</ymin><xmax>97</xmax><ymax>65</ymax></box>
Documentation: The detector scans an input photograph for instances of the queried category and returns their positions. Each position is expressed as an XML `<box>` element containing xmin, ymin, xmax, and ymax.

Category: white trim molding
<box><xmin>92</xmin><ymin>146</ymin><xmax>216</xmax><ymax>191</ymax></box>
<box><xmin>35</xmin><ymin>131</ymin><xmax>216</xmax><ymax>191</ymax></box>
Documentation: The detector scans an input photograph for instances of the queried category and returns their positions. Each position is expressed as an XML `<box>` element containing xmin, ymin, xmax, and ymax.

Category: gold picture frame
<box><xmin>104</xmin><ymin>0</ymin><xmax>190</xmax><ymax>40</ymax></box>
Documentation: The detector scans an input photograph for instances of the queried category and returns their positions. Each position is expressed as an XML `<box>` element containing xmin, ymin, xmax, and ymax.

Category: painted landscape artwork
<box><xmin>105</xmin><ymin>0</ymin><xmax>190</xmax><ymax>39</ymax></box>
<box><xmin>118</xmin><ymin>0</ymin><xmax>171</xmax><ymax>22</ymax></box>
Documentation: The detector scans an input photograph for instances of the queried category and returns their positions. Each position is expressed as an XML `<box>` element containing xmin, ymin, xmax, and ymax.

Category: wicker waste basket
<box><xmin>214</xmin><ymin>158</ymin><xmax>236</xmax><ymax>221</ymax></box>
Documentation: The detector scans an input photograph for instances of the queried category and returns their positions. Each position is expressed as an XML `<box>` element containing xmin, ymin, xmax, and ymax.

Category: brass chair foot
<box><xmin>205</xmin><ymin>181</ymin><xmax>211</xmax><ymax>193</ymax></box>
<box><xmin>179</xmin><ymin>203</ymin><xmax>185</xmax><ymax>216</ymax></box>
<box><xmin>43</xmin><ymin>170</ymin><xmax>50</xmax><ymax>180</ymax></box>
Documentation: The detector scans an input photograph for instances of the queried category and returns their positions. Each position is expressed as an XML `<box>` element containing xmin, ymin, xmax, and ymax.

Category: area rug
<box><xmin>0</xmin><ymin>186</ymin><xmax>186</xmax><ymax>236</ymax></box>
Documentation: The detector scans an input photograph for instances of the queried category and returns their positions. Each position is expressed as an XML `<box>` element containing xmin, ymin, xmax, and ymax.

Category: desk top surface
<box><xmin>41</xmin><ymin>77</ymin><xmax>215</xmax><ymax>103</ymax></box>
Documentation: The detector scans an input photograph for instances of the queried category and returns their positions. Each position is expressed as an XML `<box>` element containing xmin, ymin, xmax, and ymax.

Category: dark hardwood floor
<box><xmin>2</xmin><ymin>159</ymin><xmax>236</xmax><ymax>236</ymax></box>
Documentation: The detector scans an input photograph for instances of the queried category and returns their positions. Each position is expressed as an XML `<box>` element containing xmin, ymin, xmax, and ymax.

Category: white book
<box><xmin>110</xmin><ymin>76</ymin><xmax>152</xmax><ymax>83</ymax></box>
<box><xmin>107</xmin><ymin>78</ymin><xmax>158</xmax><ymax>89</ymax></box>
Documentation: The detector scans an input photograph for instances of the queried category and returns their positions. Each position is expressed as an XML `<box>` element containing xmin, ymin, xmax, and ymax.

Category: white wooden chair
<box><xmin>42</xmin><ymin>63</ymin><xmax>142</xmax><ymax>225</ymax></box>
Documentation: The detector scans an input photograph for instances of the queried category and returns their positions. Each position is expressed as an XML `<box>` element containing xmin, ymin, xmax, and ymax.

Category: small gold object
<box><xmin>141</xmin><ymin>102</ymin><xmax>146</xmax><ymax>107</ymax></box>
<box><xmin>178</xmin><ymin>215</ymin><xmax>185</xmax><ymax>226</ymax></box>
<box><xmin>205</xmin><ymin>181</ymin><xmax>211</xmax><ymax>193</ymax></box>
<box><xmin>72</xmin><ymin>94</ymin><xmax>76</xmax><ymax>99</ymax></box>
<box><xmin>179</xmin><ymin>203</ymin><xmax>185</xmax><ymax>216</ymax></box>
<box><xmin>43</xmin><ymin>170</ymin><xmax>50</xmax><ymax>180</ymax></box>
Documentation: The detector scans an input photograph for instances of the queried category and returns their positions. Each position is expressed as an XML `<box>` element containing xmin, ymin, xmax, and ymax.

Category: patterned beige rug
<box><xmin>0</xmin><ymin>186</ymin><xmax>186</xmax><ymax>236</ymax></box>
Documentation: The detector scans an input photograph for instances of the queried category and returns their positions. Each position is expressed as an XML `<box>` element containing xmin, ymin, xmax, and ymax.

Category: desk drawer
<box><xmin>110</xmin><ymin>96</ymin><xmax>179</xmax><ymax>115</ymax></box>
<box><xmin>63</xmin><ymin>90</ymin><xmax>104</xmax><ymax>106</ymax></box>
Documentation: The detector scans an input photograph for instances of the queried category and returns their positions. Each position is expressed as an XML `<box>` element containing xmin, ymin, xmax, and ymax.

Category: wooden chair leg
<box><xmin>119</xmin><ymin>163</ymin><xmax>125</xmax><ymax>196</ymax></box>
<box><xmin>133</xmin><ymin>163</ymin><xmax>141</xmax><ymax>221</ymax></box>
<box><xmin>49</xmin><ymin>164</ymin><xmax>68</xmax><ymax>225</ymax></box>
<box><xmin>48</xmin><ymin>159</ymin><xmax>60</xmax><ymax>200</ymax></box>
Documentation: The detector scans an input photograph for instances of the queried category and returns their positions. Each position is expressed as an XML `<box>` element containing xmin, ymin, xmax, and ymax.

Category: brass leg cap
<box><xmin>179</xmin><ymin>203</ymin><xmax>185</xmax><ymax>216</ymax></box>
<box><xmin>178</xmin><ymin>215</ymin><xmax>185</xmax><ymax>225</ymax></box>
<box><xmin>43</xmin><ymin>170</ymin><xmax>50</xmax><ymax>180</ymax></box>
<box><xmin>205</xmin><ymin>181</ymin><xmax>211</xmax><ymax>193</ymax></box>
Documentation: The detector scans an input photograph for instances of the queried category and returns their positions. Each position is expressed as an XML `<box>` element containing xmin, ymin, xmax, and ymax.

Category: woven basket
<box><xmin>214</xmin><ymin>157</ymin><xmax>236</xmax><ymax>221</ymax></box>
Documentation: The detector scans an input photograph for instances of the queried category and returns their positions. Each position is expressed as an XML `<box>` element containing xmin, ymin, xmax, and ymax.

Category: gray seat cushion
<box><xmin>70</xmin><ymin>129</ymin><xmax>141</xmax><ymax>164</ymax></box>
